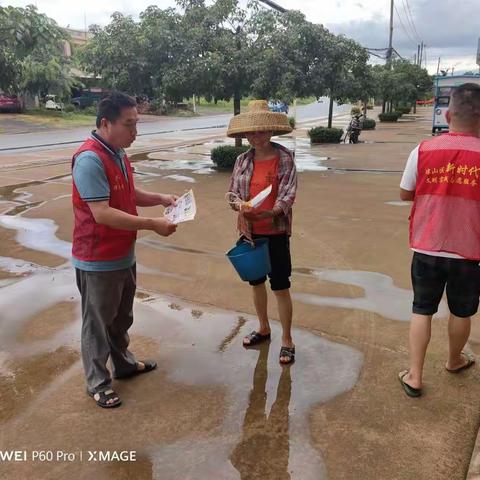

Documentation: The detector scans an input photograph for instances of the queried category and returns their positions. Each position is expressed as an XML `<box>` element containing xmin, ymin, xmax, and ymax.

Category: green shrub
<box><xmin>83</xmin><ymin>105</ymin><xmax>97</xmax><ymax>116</ymax></box>
<box><xmin>288</xmin><ymin>116</ymin><xmax>296</xmax><ymax>129</ymax></box>
<box><xmin>396</xmin><ymin>106</ymin><xmax>411</xmax><ymax>115</ymax></box>
<box><xmin>64</xmin><ymin>104</ymin><xmax>76</xmax><ymax>113</ymax></box>
<box><xmin>211</xmin><ymin>145</ymin><xmax>250</xmax><ymax>170</ymax></box>
<box><xmin>351</xmin><ymin>106</ymin><xmax>362</xmax><ymax>116</ymax></box>
<box><xmin>362</xmin><ymin>118</ymin><xmax>376</xmax><ymax>130</ymax></box>
<box><xmin>308</xmin><ymin>127</ymin><xmax>343</xmax><ymax>144</ymax></box>
<box><xmin>378</xmin><ymin>112</ymin><xmax>400</xmax><ymax>122</ymax></box>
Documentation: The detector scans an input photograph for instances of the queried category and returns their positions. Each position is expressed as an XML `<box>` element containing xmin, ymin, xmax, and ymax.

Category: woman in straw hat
<box><xmin>226</xmin><ymin>100</ymin><xmax>297</xmax><ymax>365</ymax></box>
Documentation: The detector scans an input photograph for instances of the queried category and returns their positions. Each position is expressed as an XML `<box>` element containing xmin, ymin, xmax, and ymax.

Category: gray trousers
<box><xmin>75</xmin><ymin>265</ymin><xmax>138</xmax><ymax>394</ymax></box>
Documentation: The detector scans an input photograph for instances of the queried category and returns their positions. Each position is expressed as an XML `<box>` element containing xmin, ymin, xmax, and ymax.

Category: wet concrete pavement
<box><xmin>1</xmin><ymin>107</ymin><xmax>480</xmax><ymax>479</ymax></box>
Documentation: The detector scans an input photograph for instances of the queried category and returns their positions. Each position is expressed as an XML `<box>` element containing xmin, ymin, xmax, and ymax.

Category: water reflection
<box><xmin>230</xmin><ymin>342</ymin><xmax>292</xmax><ymax>479</ymax></box>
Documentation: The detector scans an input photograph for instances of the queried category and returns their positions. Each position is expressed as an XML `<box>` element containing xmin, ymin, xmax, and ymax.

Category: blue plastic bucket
<box><xmin>226</xmin><ymin>238</ymin><xmax>271</xmax><ymax>282</ymax></box>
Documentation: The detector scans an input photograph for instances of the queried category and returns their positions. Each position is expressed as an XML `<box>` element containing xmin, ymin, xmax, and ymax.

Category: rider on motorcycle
<box><xmin>347</xmin><ymin>113</ymin><xmax>362</xmax><ymax>143</ymax></box>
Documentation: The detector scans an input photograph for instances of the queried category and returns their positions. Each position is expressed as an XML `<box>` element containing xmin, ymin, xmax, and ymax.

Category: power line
<box><xmin>400</xmin><ymin>0</ymin><xmax>420</xmax><ymax>43</ymax></box>
<box><xmin>257</xmin><ymin>0</ymin><xmax>287</xmax><ymax>13</ymax></box>
<box><xmin>394</xmin><ymin>3</ymin><xmax>418</xmax><ymax>47</ymax></box>
<box><xmin>403</xmin><ymin>0</ymin><xmax>422</xmax><ymax>43</ymax></box>
<box><xmin>392</xmin><ymin>47</ymin><xmax>405</xmax><ymax>61</ymax></box>
<box><xmin>368</xmin><ymin>51</ymin><xmax>388</xmax><ymax>59</ymax></box>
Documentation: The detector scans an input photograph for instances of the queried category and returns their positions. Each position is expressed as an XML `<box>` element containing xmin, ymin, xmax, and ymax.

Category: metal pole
<box><xmin>386</xmin><ymin>0</ymin><xmax>394</xmax><ymax>66</ymax></box>
<box><xmin>436</xmin><ymin>57</ymin><xmax>441</xmax><ymax>76</ymax></box>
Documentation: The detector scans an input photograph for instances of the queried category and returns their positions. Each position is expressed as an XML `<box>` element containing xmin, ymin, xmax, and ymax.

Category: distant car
<box><xmin>71</xmin><ymin>90</ymin><xmax>104</xmax><ymax>109</ymax></box>
<box><xmin>0</xmin><ymin>93</ymin><xmax>22</xmax><ymax>113</ymax></box>
<box><xmin>268</xmin><ymin>101</ymin><xmax>289</xmax><ymax>114</ymax></box>
<box><xmin>45</xmin><ymin>95</ymin><xmax>64</xmax><ymax>111</ymax></box>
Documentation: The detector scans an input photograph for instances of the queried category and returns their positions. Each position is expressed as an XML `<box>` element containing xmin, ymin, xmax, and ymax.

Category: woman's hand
<box><xmin>242</xmin><ymin>209</ymin><xmax>274</xmax><ymax>221</ymax></box>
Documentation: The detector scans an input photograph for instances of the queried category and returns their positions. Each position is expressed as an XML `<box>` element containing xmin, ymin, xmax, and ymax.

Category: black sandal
<box><xmin>446</xmin><ymin>352</ymin><xmax>476</xmax><ymax>373</ymax></box>
<box><xmin>88</xmin><ymin>389</ymin><xmax>122</xmax><ymax>409</ymax></box>
<box><xmin>243</xmin><ymin>331</ymin><xmax>271</xmax><ymax>347</ymax></box>
<box><xmin>115</xmin><ymin>360</ymin><xmax>157</xmax><ymax>380</ymax></box>
<box><xmin>398</xmin><ymin>370</ymin><xmax>422</xmax><ymax>398</ymax></box>
<box><xmin>279</xmin><ymin>346</ymin><xmax>295</xmax><ymax>365</ymax></box>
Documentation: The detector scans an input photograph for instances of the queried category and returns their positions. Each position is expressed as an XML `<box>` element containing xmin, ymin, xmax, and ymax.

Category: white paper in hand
<box><xmin>164</xmin><ymin>189</ymin><xmax>196</xmax><ymax>224</ymax></box>
<box><xmin>249</xmin><ymin>184</ymin><xmax>272</xmax><ymax>208</ymax></box>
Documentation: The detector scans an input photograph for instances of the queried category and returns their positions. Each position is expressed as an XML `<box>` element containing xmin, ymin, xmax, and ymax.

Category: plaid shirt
<box><xmin>228</xmin><ymin>142</ymin><xmax>297</xmax><ymax>241</ymax></box>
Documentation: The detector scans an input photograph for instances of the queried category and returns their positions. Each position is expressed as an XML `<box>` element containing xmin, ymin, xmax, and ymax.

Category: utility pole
<box><xmin>419</xmin><ymin>41</ymin><xmax>424</xmax><ymax>67</ymax></box>
<box><xmin>436</xmin><ymin>57</ymin><xmax>441</xmax><ymax>76</ymax></box>
<box><xmin>417</xmin><ymin>44</ymin><xmax>421</xmax><ymax>66</ymax></box>
<box><xmin>383</xmin><ymin>0</ymin><xmax>394</xmax><ymax>113</ymax></box>
<box><xmin>386</xmin><ymin>0</ymin><xmax>394</xmax><ymax>66</ymax></box>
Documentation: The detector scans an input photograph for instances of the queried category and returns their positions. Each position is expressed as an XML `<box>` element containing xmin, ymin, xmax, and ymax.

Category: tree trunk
<box><xmin>234</xmin><ymin>87</ymin><xmax>242</xmax><ymax>147</ymax></box>
<box><xmin>382</xmin><ymin>100</ymin><xmax>386</xmax><ymax>114</ymax></box>
<box><xmin>413</xmin><ymin>101</ymin><xmax>417</xmax><ymax>114</ymax></box>
<box><xmin>328</xmin><ymin>96</ymin><xmax>334</xmax><ymax>129</ymax></box>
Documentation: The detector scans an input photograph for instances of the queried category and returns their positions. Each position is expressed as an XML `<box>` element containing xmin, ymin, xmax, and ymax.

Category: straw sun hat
<box><xmin>227</xmin><ymin>100</ymin><xmax>293</xmax><ymax>138</ymax></box>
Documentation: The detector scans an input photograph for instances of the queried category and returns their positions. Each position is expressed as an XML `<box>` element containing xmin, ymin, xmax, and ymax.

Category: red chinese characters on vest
<box><xmin>71</xmin><ymin>138</ymin><xmax>138</xmax><ymax>261</ymax></box>
<box><xmin>410</xmin><ymin>133</ymin><xmax>480</xmax><ymax>259</ymax></box>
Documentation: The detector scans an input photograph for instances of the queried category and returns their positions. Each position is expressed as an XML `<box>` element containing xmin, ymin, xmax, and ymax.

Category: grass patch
<box><xmin>18</xmin><ymin>108</ymin><xmax>96</xmax><ymax>128</ymax></box>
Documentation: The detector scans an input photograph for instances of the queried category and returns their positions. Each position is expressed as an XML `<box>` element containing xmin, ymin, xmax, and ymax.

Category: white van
<box><xmin>432</xmin><ymin>74</ymin><xmax>480</xmax><ymax>134</ymax></box>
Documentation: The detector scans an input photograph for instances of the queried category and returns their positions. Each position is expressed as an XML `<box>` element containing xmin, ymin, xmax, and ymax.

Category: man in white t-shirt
<box><xmin>398</xmin><ymin>83</ymin><xmax>480</xmax><ymax>397</ymax></box>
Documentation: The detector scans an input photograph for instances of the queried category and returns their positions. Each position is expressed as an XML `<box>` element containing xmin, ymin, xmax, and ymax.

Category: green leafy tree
<box><xmin>0</xmin><ymin>5</ymin><xmax>68</xmax><ymax>96</ymax></box>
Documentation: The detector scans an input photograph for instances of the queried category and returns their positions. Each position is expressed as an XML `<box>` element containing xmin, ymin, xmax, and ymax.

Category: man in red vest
<box><xmin>72</xmin><ymin>92</ymin><xmax>178</xmax><ymax>408</ymax></box>
<box><xmin>398</xmin><ymin>83</ymin><xmax>480</xmax><ymax>397</ymax></box>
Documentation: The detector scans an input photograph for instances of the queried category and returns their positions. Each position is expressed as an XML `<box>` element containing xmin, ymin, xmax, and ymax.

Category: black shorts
<box><xmin>248</xmin><ymin>234</ymin><xmax>292</xmax><ymax>291</ymax></box>
<box><xmin>411</xmin><ymin>252</ymin><xmax>480</xmax><ymax>318</ymax></box>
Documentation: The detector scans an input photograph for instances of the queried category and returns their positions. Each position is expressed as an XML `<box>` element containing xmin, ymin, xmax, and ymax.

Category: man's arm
<box><xmin>399</xmin><ymin>146</ymin><xmax>419</xmax><ymax>202</ymax></box>
<box><xmin>400</xmin><ymin>188</ymin><xmax>415</xmax><ymax>201</ymax></box>
<box><xmin>88</xmin><ymin>201</ymin><xmax>176</xmax><ymax>236</ymax></box>
<box><xmin>134</xmin><ymin>187</ymin><xmax>178</xmax><ymax>207</ymax></box>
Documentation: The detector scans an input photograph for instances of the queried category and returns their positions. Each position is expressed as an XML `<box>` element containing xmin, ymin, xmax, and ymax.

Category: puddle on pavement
<box><xmin>0</xmin><ymin>176</ymin><xmax>72</xmax><ymax>216</ymax></box>
<box><xmin>0</xmin><ymin>256</ymin><xmax>50</xmax><ymax>276</ymax></box>
<box><xmin>163</xmin><ymin>174</ymin><xmax>196</xmax><ymax>183</ymax></box>
<box><xmin>131</xmin><ymin>139</ymin><xmax>333</xmax><ymax>177</ymax></box>
<box><xmin>385</xmin><ymin>201</ymin><xmax>410</xmax><ymax>207</ymax></box>
<box><xmin>0</xmin><ymin>181</ymin><xmax>43</xmax><ymax>203</ymax></box>
<box><xmin>293</xmin><ymin>268</ymin><xmax>447</xmax><ymax>321</ymax></box>
<box><xmin>0</xmin><ymin>215</ymin><xmax>364</xmax><ymax>479</ymax></box>
<box><xmin>131</xmin><ymin>296</ymin><xmax>363</xmax><ymax>480</ymax></box>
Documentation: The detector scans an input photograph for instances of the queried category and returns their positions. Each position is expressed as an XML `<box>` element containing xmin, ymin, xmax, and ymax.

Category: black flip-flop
<box><xmin>243</xmin><ymin>331</ymin><xmax>271</xmax><ymax>347</ymax></box>
<box><xmin>279</xmin><ymin>346</ymin><xmax>295</xmax><ymax>365</ymax></box>
<box><xmin>88</xmin><ymin>389</ymin><xmax>122</xmax><ymax>408</ymax></box>
<box><xmin>446</xmin><ymin>352</ymin><xmax>475</xmax><ymax>373</ymax></box>
<box><xmin>115</xmin><ymin>360</ymin><xmax>157</xmax><ymax>380</ymax></box>
<box><xmin>398</xmin><ymin>370</ymin><xmax>422</xmax><ymax>398</ymax></box>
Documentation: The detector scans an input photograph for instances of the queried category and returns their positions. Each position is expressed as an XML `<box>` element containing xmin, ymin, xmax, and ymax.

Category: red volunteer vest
<box><xmin>71</xmin><ymin>137</ymin><xmax>138</xmax><ymax>261</ymax></box>
<box><xmin>409</xmin><ymin>132</ymin><xmax>480</xmax><ymax>259</ymax></box>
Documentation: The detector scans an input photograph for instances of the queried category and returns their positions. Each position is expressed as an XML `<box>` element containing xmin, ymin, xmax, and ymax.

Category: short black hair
<box><xmin>450</xmin><ymin>83</ymin><xmax>480</xmax><ymax>126</ymax></box>
<box><xmin>96</xmin><ymin>92</ymin><xmax>137</xmax><ymax>128</ymax></box>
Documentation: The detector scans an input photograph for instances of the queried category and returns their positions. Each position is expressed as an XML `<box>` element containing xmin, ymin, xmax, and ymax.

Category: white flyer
<box><xmin>164</xmin><ymin>189</ymin><xmax>197</xmax><ymax>224</ymax></box>
<box><xmin>249</xmin><ymin>184</ymin><xmax>272</xmax><ymax>208</ymax></box>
